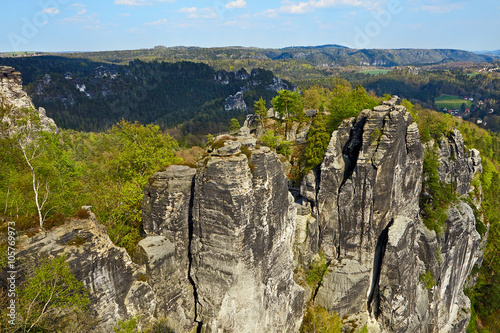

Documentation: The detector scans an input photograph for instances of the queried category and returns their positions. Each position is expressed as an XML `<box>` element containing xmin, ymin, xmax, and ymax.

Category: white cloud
<box><xmin>63</xmin><ymin>4</ymin><xmax>100</xmax><ymax>26</ymax></box>
<box><xmin>120</xmin><ymin>13</ymin><xmax>131</xmax><ymax>16</ymax></box>
<box><xmin>260</xmin><ymin>0</ymin><xmax>368</xmax><ymax>16</ymax></box>
<box><xmin>64</xmin><ymin>12</ymin><xmax>99</xmax><ymax>24</ymax></box>
<box><xmin>226</xmin><ymin>0</ymin><xmax>247</xmax><ymax>9</ymax></box>
<box><xmin>281</xmin><ymin>2</ymin><xmax>311</xmax><ymax>14</ymax></box>
<box><xmin>144</xmin><ymin>18</ymin><xmax>168</xmax><ymax>25</ymax></box>
<box><xmin>42</xmin><ymin>7</ymin><xmax>60</xmax><ymax>14</ymax></box>
<box><xmin>114</xmin><ymin>0</ymin><xmax>175</xmax><ymax>6</ymax></box>
<box><xmin>179</xmin><ymin>7</ymin><xmax>217</xmax><ymax>19</ymax></box>
<box><xmin>419</xmin><ymin>3</ymin><xmax>464</xmax><ymax>13</ymax></box>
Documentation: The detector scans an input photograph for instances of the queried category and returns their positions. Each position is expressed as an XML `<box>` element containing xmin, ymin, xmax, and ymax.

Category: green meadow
<box><xmin>435</xmin><ymin>95</ymin><xmax>473</xmax><ymax>109</ymax></box>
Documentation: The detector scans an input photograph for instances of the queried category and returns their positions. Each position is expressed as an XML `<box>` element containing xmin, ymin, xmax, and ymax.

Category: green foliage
<box><xmin>326</xmin><ymin>82</ymin><xmax>379</xmax><ymax>132</ymax></box>
<box><xmin>370</xmin><ymin>127</ymin><xmax>383</xmax><ymax>144</ymax></box>
<box><xmin>114</xmin><ymin>316</ymin><xmax>139</xmax><ymax>333</ymax></box>
<box><xmin>206</xmin><ymin>133</ymin><xmax>214</xmax><ymax>146</ymax></box>
<box><xmin>254</xmin><ymin>97</ymin><xmax>268</xmax><ymax>123</ymax></box>
<box><xmin>16</xmin><ymin>255</ymin><xmax>89</xmax><ymax>331</ymax></box>
<box><xmin>302</xmin><ymin>86</ymin><xmax>325</xmax><ymax>110</ymax></box>
<box><xmin>356</xmin><ymin>325</ymin><xmax>369</xmax><ymax>333</ymax></box>
<box><xmin>277</xmin><ymin>140</ymin><xmax>292</xmax><ymax>157</ymax></box>
<box><xmin>261</xmin><ymin>130</ymin><xmax>282</xmax><ymax>149</ymax></box>
<box><xmin>300</xmin><ymin>305</ymin><xmax>342</xmax><ymax>333</ymax></box>
<box><xmin>260</xmin><ymin>130</ymin><xmax>292</xmax><ymax>157</ymax></box>
<box><xmin>416</xmin><ymin>108</ymin><xmax>500</xmax><ymax>332</ymax></box>
<box><xmin>301</xmin><ymin>81</ymin><xmax>379</xmax><ymax>170</ymax></box>
<box><xmin>401</xmin><ymin>98</ymin><xmax>419</xmax><ymax>122</ymax></box>
<box><xmin>306</xmin><ymin>252</ymin><xmax>329</xmax><ymax>288</ymax></box>
<box><xmin>304</xmin><ymin>114</ymin><xmax>330</xmax><ymax>168</ymax></box>
<box><xmin>240</xmin><ymin>145</ymin><xmax>252</xmax><ymax>159</ymax></box>
<box><xmin>420</xmin><ymin>149</ymin><xmax>457</xmax><ymax>235</ymax></box>
<box><xmin>212</xmin><ymin>138</ymin><xmax>227</xmax><ymax>150</ymax></box>
<box><xmin>0</xmin><ymin>118</ymin><xmax>181</xmax><ymax>255</ymax></box>
<box><xmin>272</xmin><ymin>90</ymin><xmax>304</xmax><ymax>120</ymax></box>
<box><xmin>419</xmin><ymin>271</ymin><xmax>436</xmax><ymax>290</ymax></box>
<box><xmin>229</xmin><ymin>118</ymin><xmax>241</xmax><ymax>132</ymax></box>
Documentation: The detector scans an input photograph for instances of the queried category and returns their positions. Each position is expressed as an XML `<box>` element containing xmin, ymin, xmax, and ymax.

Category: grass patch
<box><xmin>306</xmin><ymin>252</ymin><xmax>329</xmax><ymax>288</ymax></box>
<box><xmin>359</xmin><ymin>69</ymin><xmax>390</xmax><ymax>75</ymax></box>
<box><xmin>435</xmin><ymin>95</ymin><xmax>472</xmax><ymax>110</ymax></box>
<box><xmin>419</xmin><ymin>271</ymin><xmax>436</xmax><ymax>290</ymax></box>
<box><xmin>420</xmin><ymin>149</ymin><xmax>458</xmax><ymax>235</ymax></box>
<box><xmin>300</xmin><ymin>305</ymin><xmax>342</xmax><ymax>333</ymax></box>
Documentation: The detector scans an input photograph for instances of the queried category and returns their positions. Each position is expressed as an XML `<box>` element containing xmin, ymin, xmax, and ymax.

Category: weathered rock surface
<box><xmin>0</xmin><ymin>66</ymin><xmax>57</xmax><ymax>134</ymax></box>
<box><xmin>13</xmin><ymin>91</ymin><xmax>486</xmax><ymax>333</ymax></box>
<box><xmin>267</xmin><ymin>76</ymin><xmax>288</xmax><ymax>91</ymax></box>
<box><xmin>191</xmin><ymin>144</ymin><xmax>304</xmax><ymax>332</ymax></box>
<box><xmin>437</xmin><ymin>129</ymin><xmax>482</xmax><ymax>195</ymax></box>
<box><xmin>224</xmin><ymin>91</ymin><xmax>247</xmax><ymax>111</ymax></box>
<box><xmin>304</xmin><ymin>96</ymin><xmax>484</xmax><ymax>332</ymax></box>
<box><xmin>287</xmin><ymin>121</ymin><xmax>311</xmax><ymax>143</ymax></box>
<box><xmin>141</xmin><ymin>165</ymin><xmax>197</xmax><ymax>331</ymax></box>
<box><xmin>17</xmin><ymin>211</ymin><xmax>151</xmax><ymax>332</ymax></box>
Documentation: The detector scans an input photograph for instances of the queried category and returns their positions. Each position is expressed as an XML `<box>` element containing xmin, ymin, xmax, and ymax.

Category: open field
<box><xmin>359</xmin><ymin>69</ymin><xmax>391</xmax><ymax>75</ymax></box>
<box><xmin>435</xmin><ymin>95</ymin><xmax>473</xmax><ymax>109</ymax></box>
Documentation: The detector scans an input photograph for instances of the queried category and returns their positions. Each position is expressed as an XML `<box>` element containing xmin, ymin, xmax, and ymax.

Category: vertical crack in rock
<box><xmin>367</xmin><ymin>219</ymin><xmax>393</xmax><ymax>318</ymax></box>
<box><xmin>186</xmin><ymin>177</ymin><xmax>202</xmax><ymax>332</ymax></box>
<box><xmin>341</xmin><ymin>118</ymin><xmax>366</xmax><ymax>186</ymax></box>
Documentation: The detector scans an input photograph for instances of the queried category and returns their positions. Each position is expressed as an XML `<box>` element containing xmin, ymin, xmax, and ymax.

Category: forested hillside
<box><xmin>298</xmin><ymin>65</ymin><xmax>500</xmax><ymax>133</ymax></box>
<box><xmin>65</xmin><ymin>45</ymin><xmax>497</xmax><ymax>69</ymax></box>
<box><xmin>2</xmin><ymin>57</ymin><xmax>282</xmax><ymax>141</ymax></box>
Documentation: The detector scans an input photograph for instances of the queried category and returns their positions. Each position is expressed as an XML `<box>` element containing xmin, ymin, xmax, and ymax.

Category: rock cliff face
<box><xmin>1</xmin><ymin>66</ymin><xmax>57</xmax><ymax>134</ymax></box>
<box><xmin>191</xmin><ymin>144</ymin><xmax>304</xmax><ymax>332</ymax></box>
<box><xmin>301</xmin><ymin>96</ymin><xmax>484</xmax><ymax>332</ymax></box>
<box><xmin>17</xmin><ymin>209</ymin><xmax>154</xmax><ymax>332</ymax></box>
<box><xmin>140</xmin><ymin>165</ymin><xmax>198</xmax><ymax>332</ymax></box>
<box><xmin>224</xmin><ymin>91</ymin><xmax>247</xmax><ymax>111</ymax></box>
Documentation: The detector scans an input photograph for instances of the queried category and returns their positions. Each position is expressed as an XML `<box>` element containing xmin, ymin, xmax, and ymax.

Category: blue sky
<box><xmin>2</xmin><ymin>0</ymin><xmax>499</xmax><ymax>52</ymax></box>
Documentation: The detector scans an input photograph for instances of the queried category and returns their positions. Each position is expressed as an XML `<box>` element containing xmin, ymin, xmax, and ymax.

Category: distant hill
<box><xmin>475</xmin><ymin>50</ymin><xmax>500</xmax><ymax>56</ymax></box>
<box><xmin>61</xmin><ymin>45</ymin><xmax>497</xmax><ymax>68</ymax></box>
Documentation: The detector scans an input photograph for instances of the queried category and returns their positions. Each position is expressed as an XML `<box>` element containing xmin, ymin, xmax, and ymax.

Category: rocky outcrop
<box><xmin>0</xmin><ymin>66</ymin><xmax>57</xmax><ymax>134</ymax></box>
<box><xmin>436</xmin><ymin>129</ymin><xmax>482</xmax><ymax>195</ymax></box>
<box><xmin>224</xmin><ymin>91</ymin><xmax>247</xmax><ymax>111</ymax></box>
<box><xmin>302</xmin><ymin>96</ymin><xmax>484</xmax><ymax>332</ymax></box>
<box><xmin>236</xmin><ymin>68</ymin><xmax>250</xmax><ymax>80</ymax></box>
<box><xmin>267</xmin><ymin>76</ymin><xmax>288</xmax><ymax>92</ymax></box>
<box><xmin>214</xmin><ymin>70</ymin><xmax>230</xmax><ymax>84</ymax></box>
<box><xmin>17</xmin><ymin>209</ymin><xmax>153</xmax><ymax>332</ymax></box>
<box><xmin>286</xmin><ymin>121</ymin><xmax>311</xmax><ymax>143</ymax></box>
<box><xmin>140</xmin><ymin>165</ymin><xmax>197</xmax><ymax>332</ymax></box>
<box><xmin>1</xmin><ymin>66</ymin><xmax>35</xmax><ymax>110</ymax></box>
<box><xmin>191</xmin><ymin>142</ymin><xmax>304</xmax><ymax>332</ymax></box>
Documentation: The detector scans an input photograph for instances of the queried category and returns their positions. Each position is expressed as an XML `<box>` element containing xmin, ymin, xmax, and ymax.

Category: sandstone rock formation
<box><xmin>17</xmin><ymin>209</ymin><xmax>153</xmax><ymax>332</ymax></box>
<box><xmin>191</xmin><ymin>144</ymin><xmax>304</xmax><ymax>332</ymax></box>
<box><xmin>1</xmin><ymin>66</ymin><xmax>57</xmax><ymax>134</ymax></box>
<box><xmin>267</xmin><ymin>76</ymin><xmax>288</xmax><ymax>91</ymax></box>
<box><xmin>302</xmin><ymin>96</ymin><xmax>484</xmax><ymax>332</ymax></box>
<box><xmin>224</xmin><ymin>91</ymin><xmax>247</xmax><ymax>111</ymax></box>
<box><xmin>141</xmin><ymin>165</ymin><xmax>198</xmax><ymax>331</ymax></box>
